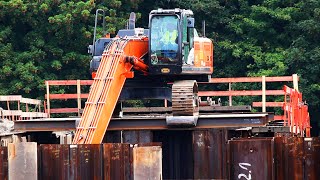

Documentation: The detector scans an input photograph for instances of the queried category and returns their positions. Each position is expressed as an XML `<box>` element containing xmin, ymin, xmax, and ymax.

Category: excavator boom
<box><xmin>73</xmin><ymin>37</ymin><xmax>148</xmax><ymax>144</ymax></box>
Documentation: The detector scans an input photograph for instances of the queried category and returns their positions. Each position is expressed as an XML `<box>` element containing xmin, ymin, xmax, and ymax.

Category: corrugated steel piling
<box><xmin>193</xmin><ymin>129</ymin><xmax>228</xmax><ymax>179</ymax></box>
<box><xmin>287</xmin><ymin>137</ymin><xmax>304</xmax><ymax>180</ymax></box>
<box><xmin>0</xmin><ymin>136</ymin><xmax>320</xmax><ymax>179</ymax></box>
<box><xmin>77</xmin><ymin>144</ymin><xmax>103</xmax><ymax>180</ymax></box>
<box><xmin>303</xmin><ymin>137</ymin><xmax>320</xmax><ymax>180</ymax></box>
<box><xmin>103</xmin><ymin>143</ymin><xmax>131</xmax><ymax>180</ymax></box>
<box><xmin>0</xmin><ymin>146</ymin><xmax>8</xmax><ymax>180</ymax></box>
<box><xmin>39</xmin><ymin>144</ymin><xmax>103</xmax><ymax>180</ymax></box>
<box><xmin>228</xmin><ymin>138</ymin><xmax>274</xmax><ymax>180</ymax></box>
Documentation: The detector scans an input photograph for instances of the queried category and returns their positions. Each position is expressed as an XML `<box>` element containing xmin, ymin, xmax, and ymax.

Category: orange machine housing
<box><xmin>194</xmin><ymin>37</ymin><xmax>214</xmax><ymax>73</ymax></box>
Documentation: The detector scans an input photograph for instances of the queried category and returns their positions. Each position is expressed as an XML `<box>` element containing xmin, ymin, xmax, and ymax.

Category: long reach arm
<box><xmin>73</xmin><ymin>37</ymin><xmax>148</xmax><ymax>144</ymax></box>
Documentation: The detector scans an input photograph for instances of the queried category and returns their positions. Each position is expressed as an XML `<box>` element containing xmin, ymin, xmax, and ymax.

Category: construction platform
<box><xmin>0</xmin><ymin>74</ymin><xmax>311</xmax><ymax>141</ymax></box>
<box><xmin>1</xmin><ymin>133</ymin><xmax>319</xmax><ymax>179</ymax></box>
<box><xmin>0</xmin><ymin>75</ymin><xmax>315</xmax><ymax>179</ymax></box>
<box><xmin>14</xmin><ymin>111</ymin><xmax>271</xmax><ymax>132</ymax></box>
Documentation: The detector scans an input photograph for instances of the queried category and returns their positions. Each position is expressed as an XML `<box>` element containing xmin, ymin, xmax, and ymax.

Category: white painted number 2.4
<box><xmin>238</xmin><ymin>163</ymin><xmax>252</xmax><ymax>180</ymax></box>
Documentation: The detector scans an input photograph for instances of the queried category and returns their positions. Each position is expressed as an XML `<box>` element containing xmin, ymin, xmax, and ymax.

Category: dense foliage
<box><xmin>0</xmin><ymin>0</ymin><xmax>319</xmax><ymax>134</ymax></box>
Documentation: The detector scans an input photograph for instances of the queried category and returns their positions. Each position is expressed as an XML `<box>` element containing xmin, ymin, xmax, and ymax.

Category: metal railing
<box><xmin>45</xmin><ymin>80</ymin><xmax>93</xmax><ymax>117</ymax></box>
<box><xmin>45</xmin><ymin>75</ymin><xmax>300</xmax><ymax>118</ymax></box>
<box><xmin>282</xmin><ymin>85</ymin><xmax>310</xmax><ymax>137</ymax></box>
<box><xmin>199</xmin><ymin>74</ymin><xmax>299</xmax><ymax>112</ymax></box>
<box><xmin>0</xmin><ymin>95</ymin><xmax>47</xmax><ymax>120</ymax></box>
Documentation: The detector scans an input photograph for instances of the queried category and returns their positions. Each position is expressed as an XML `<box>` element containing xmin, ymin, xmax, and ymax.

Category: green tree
<box><xmin>0</xmin><ymin>0</ymin><xmax>141</xmax><ymax>98</ymax></box>
<box><xmin>284</xmin><ymin>0</ymin><xmax>320</xmax><ymax>132</ymax></box>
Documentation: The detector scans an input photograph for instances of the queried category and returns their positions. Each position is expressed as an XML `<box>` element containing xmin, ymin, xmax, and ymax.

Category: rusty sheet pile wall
<box><xmin>193</xmin><ymin>129</ymin><xmax>228</xmax><ymax>179</ymax></box>
<box><xmin>0</xmin><ymin>143</ymin><xmax>162</xmax><ymax>180</ymax></box>
<box><xmin>229</xmin><ymin>138</ymin><xmax>274</xmax><ymax>180</ymax></box>
<box><xmin>0</xmin><ymin>137</ymin><xmax>319</xmax><ymax>180</ymax></box>
<box><xmin>0</xmin><ymin>146</ymin><xmax>8</xmax><ymax>180</ymax></box>
<box><xmin>228</xmin><ymin>137</ymin><xmax>320</xmax><ymax>180</ymax></box>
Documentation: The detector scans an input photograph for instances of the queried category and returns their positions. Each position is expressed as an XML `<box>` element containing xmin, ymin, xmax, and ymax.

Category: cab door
<box><xmin>148</xmin><ymin>15</ymin><xmax>182</xmax><ymax>75</ymax></box>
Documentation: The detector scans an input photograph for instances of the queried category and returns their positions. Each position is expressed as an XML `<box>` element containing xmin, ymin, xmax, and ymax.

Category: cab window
<box><xmin>150</xmin><ymin>15</ymin><xmax>179</xmax><ymax>65</ymax></box>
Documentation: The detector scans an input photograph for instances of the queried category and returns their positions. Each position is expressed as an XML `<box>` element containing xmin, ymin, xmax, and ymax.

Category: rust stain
<box><xmin>303</xmin><ymin>137</ymin><xmax>320</xmax><ymax>180</ymax></box>
<box><xmin>193</xmin><ymin>129</ymin><xmax>228</xmax><ymax>179</ymax></box>
<box><xmin>133</xmin><ymin>145</ymin><xmax>162</xmax><ymax>180</ymax></box>
<box><xmin>0</xmin><ymin>147</ymin><xmax>8</xmax><ymax>180</ymax></box>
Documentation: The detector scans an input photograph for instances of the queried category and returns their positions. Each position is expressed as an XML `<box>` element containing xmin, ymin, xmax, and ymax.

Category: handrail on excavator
<box><xmin>73</xmin><ymin>37</ymin><xmax>148</xmax><ymax>144</ymax></box>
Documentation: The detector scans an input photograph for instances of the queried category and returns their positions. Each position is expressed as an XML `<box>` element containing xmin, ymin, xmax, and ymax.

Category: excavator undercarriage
<box><xmin>168</xmin><ymin>80</ymin><xmax>199</xmax><ymax>126</ymax></box>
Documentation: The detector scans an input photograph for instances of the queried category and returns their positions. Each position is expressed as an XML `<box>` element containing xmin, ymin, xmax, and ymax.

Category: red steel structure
<box><xmin>283</xmin><ymin>85</ymin><xmax>311</xmax><ymax>137</ymax></box>
<box><xmin>43</xmin><ymin>74</ymin><xmax>311</xmax><ymax>138</ymax></box>
<box><xmin>44</xmin><ymin>75</ymin><xmax>298</xmax><ymax>116</ymax></box>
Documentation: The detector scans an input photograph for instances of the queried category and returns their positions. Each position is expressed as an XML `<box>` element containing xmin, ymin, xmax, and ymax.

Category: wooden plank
<box><xmin>123</xmin><ymin>107</ymin><xmax>170</xmax><ymax>113</ymax></box>
<box><xmin>262</xmin><ymin>76</ymin><xmax>266</xmax><ymax>112</ymax></box>
<box><xmin>45</xmin><ymin>76</ymin><xmax>297</xmax><ymax>85</ymax></box>
<box><xmin>77</xmin><ymin>80</ymin><xmax>81</xmax><ymax>117</ymax></box>
<box><xmin>274</xmin><ymin>115</ymin><xmax>284</xmax><ymax>120</ymax></box>
<box><xmin>45</xmin><ymin>80</ymin><xmax>93</xmax><ymax>86</ymax></box>
<box><xmin>46</xmin><ymin>94</ymin><xmax>89</xmax><ymax>100</ymax></box>
<box><xmin>252</xmin><ymin>102</ymin><xmax>284</xmax><ymax>107</ymax></box>
<box><xmin>0</xmin><ymin>95</ymin><xmax>22</xmax><ymax>101</ymax></box>
<box><xmin>205</xmin><ymin>76</ymin><xmax>297</xmax><ymax>83</ymax></box>
<box><xmin>229</xmin><ymin>83</ymin><xmax>232</xmax><ymax>106</ymax></box>
<box><xmin>200</xmin><ymin>105</ymin><xmax>251</xmax><ymax>112</ymax></box>
<box><xmin>50</xmin><ymin>108</ymin><xmax>79</xmax><ymax>113</ymax></box>
<box><xmin>20</xmin><ymin>98</ymin><xmax>41</xmax><ymax>105</ymax></box>
<box><xmin>20</xmin><ymin>112</ymin><xmax>48</xmax><ymax>118</ymax></box>
<box><xmin>2</xmin><ymin>110</ymin><xmax>22</xmax><ymax>116</ymax></box>
<box><xmin>122</xmin><ymin>106</ymin><xmax>252</xmax><ymax>113</ymax></box>
<box><xmin>1</xmin><ymin>111</ymin><xmax>48</xmax><ymax>118</ymax></box>
<box><xmin>46</xmin><ymin>81</ymin><xmax>50</xmax><ymax>117</ymax></box>
<box><xmin>293</xmin><ymin>74</ymin><xmax>299</xmax><ymax>91</ymax></box>
<box><xmin>199</xmin><ymin>90</ymin><xmax>284</xmax><ymax>96</ymax></box>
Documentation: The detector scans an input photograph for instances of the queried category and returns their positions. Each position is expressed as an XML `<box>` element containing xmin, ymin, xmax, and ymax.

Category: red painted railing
<box><xmin>44</xmin><ymin>74</ymin><xmax>298</xmax><ymax>114</ymax></box>
<box><xmin>44</xmin><ymin>80</ymin><xmax>93</xmax><ymax>117</ymax></box>
<box><xmin>44</xmin><ymin>74</ymin><xmax>311</xmax><ymax>136</ymax></box>
<box><xmin>282</xmin><ymin>85</ymin><xmax>311</xmax><ymax>137</ymax></box>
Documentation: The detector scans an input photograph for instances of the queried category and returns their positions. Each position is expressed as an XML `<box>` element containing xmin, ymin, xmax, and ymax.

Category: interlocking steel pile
<box><xmin>194</xmin><ymin>134</ymin><xmax>320</xmax><ymax>180</ymax></box>
<box><xmin>0</xmin><ymin>136</ymin><xmax>319</xmax><ymax>180</ymax></box>
<box><xmin>0</xmin><ymin>143</ymin><xmax>161</xmax><ymax>180</ymax></box>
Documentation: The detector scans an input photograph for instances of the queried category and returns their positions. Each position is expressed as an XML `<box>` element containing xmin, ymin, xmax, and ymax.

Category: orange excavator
<box><xmin>73</xmin><ymin>8</ymin><xmax>214</xmax><ymax>144</ymax></box>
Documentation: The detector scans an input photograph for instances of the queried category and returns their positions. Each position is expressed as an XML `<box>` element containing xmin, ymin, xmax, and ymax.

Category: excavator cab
<box><xmin>148</xmin><ymin>9</ymin><xmax>214</xmax><ymax>76</ymax></box>
<box><xmin>89</xmin><ymin>8</ymin><xmax>213</xmax><ymax>79</ymax></box>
